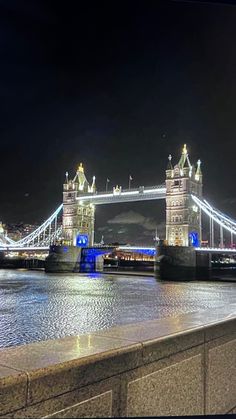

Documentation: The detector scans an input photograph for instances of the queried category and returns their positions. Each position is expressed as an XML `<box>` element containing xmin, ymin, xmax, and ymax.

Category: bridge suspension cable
<box><xmin>3</xmin><ymin>236</ymin><xmax>16</xmax><ymax>245</ymax></box>
<box><xmin>10</xmin><ymin>204</ymin><xmax>63</xmax><ymax>248</ymax></box>
<box><xmin>191</xmin><ymin>195</ymin><xmax>236</xmax><ymax>237</ymax></box>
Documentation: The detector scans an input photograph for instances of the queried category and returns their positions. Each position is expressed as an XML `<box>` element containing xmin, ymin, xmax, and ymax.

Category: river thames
<box><xmin>0</xmin><ymin>269</ymin><xmax>236</xmax><ymax>348</ymax></box>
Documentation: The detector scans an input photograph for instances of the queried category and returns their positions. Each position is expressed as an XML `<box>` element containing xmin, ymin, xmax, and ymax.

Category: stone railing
<box><xmin>0</xmin><ymin>304</ymin><xmax>236</xmax><ymax>417</ymax></box>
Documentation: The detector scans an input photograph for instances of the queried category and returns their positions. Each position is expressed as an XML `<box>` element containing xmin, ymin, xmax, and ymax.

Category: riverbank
<box><xmin>1</xmin><ymin>303</ymin><xmax>236</xmax><ymax>417</ymax></box>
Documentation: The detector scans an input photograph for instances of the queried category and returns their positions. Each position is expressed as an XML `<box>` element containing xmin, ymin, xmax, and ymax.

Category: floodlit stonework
<box><xmin>62</xmin><ymin>163</ymin><xmax>96</xmax><ymax>246</ymax></box>
<box><xmin>166</xmin><ymin>145</ymin><xmax>203</xmax><ymax>246</ymax></box>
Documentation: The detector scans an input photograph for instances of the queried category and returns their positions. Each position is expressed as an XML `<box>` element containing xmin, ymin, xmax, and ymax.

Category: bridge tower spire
<box><xmin>165</xmin><ymin>145</ymin><xmax>203</xmax><ymax>247</ymax></box>
<box><xmin>62</xmin><ymin>163</ymin><xmax>95</xmax><ymax>247</ymax></box>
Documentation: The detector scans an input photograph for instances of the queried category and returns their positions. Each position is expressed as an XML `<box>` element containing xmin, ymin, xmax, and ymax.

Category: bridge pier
<box><xmin>45</xmin><ymin>245</ymin><xmax>105</xmax><ymax>273</ymax></box>
<box><xmin>195</xmin><ymin>251</ymin><xmax>212</xmax><ymax>280</ymax></box>
<box><xmin>155</xmin><ymin>241</ymin><xmax>211</xmax><ymax>281</ymax></box>
<box><xmin>45</xmin><ymin>246</ymin><xmax>82</xmax><ymax>273</ymax></box>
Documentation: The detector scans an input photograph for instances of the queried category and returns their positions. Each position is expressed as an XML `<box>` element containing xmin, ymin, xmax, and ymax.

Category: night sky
<box><xmin>1</xmin><ymin>0</ymin><xmax>236</xmax><ymax>244</ymax></box>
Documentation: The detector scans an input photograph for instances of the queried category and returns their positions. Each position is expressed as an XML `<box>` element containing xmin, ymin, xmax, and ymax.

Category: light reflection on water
<box><xmin>0</xmin><ymin>269</ymin><xmax>235</xmax><ymax>348</ymax></box>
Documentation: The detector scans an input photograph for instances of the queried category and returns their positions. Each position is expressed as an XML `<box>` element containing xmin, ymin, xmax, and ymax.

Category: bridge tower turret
<box><xmin>165</xmin><ymin>145</ymin><xmax>202</xmax><ymax>247</ymax></box>
<box><xmin>62</xmin><ymin>163</ymin><xmax>96</xmax><ymax>247</ymax></box>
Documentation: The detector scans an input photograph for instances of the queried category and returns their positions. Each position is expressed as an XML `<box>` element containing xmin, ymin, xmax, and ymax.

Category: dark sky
<box><xmin>1</xmin><ymin>0</ymin><xmax>236</xmax><ymax>244</ymax></box>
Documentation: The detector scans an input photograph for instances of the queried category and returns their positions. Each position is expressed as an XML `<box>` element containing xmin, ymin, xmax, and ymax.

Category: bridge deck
<box><xmin>2</xmin><ymin>245</ymin><xmax>236</xmax><ymax>255</ymax></box>
<box><xmin>76</xmin><ymin>185</ymin><xmax>166</xmax><ymax>204</ymax></box>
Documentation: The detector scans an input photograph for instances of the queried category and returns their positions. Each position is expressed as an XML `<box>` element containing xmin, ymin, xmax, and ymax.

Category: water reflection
<box><xmin>0</xmin><ymin>269</ymin><xmax>235</xmax><ymax>348</ymax></box>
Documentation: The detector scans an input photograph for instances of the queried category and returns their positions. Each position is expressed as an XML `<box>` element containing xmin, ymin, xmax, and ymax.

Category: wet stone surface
<box><xmin>0</xmin><ymin>269</ymin><xmax>236</xmax><ymax>348</ymax></box>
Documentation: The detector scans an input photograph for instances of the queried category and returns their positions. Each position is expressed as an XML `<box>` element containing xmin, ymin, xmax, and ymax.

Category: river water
<box><xmin>0</xmin><ymin>269</ymin><xmax>236</xmax><ymax>348</ymax></box>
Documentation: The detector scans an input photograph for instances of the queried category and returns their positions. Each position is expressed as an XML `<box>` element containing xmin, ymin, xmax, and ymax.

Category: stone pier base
<box><xmin>45</xmin><ymin>246</ymin><xmax>104</xmax><ymax>273</ymax></box>
<box><xmin>45</xmin><ymin>246</ymin><xmax>82</xmax><ymax>273</ymax></box>
<box><xmin>155</xmin><ymin>242</ymin><xmax>211</xmax><ymax>281</ymax></box>
<box><xmin>196</xmin><ymin>251</ymin><xmax>212</xmax><ymax>280</ymax></box>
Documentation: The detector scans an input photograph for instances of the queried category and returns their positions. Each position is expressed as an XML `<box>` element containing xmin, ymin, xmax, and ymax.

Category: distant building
<box><xmin>6</xmin><ymin>223</ymin><xmax>40</xmax><ymax>241</ymax></box>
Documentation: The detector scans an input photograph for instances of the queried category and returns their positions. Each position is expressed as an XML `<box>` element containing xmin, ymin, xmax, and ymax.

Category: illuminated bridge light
<box><xmin>82</xmin><ymin>248</ymin><xmax>111</xmax><ymax>257</ymax></box>
<box><xmin>75</xmin><ymin>185</ymin><xmax>166</xmax><ymax>205</ymax></box>
<box><xmin>143</xmin><ymin>188</ymin><xmax>165</xmax><ymax>194</ymax></box>
<box><xmin>4</xmin><ymin>246</ymin><xmax>49</xmax><ymax>251</ymax></box>
<box><xmin>4</xmin><ymin>181</ymin><xmax>236</xmax><ymax>253</ymax></box>
<box><xmin>118</xmin><ymin>246</ymin><xmax>156</xmax><ymax>251</ymax></box>
<box><xmin>192</xmin><ymin>195</ymin><xmax>236</xmax><ymax>236</ymax></box>
<box><xmin>118</xmin><ymin>191</ymin><xmax>138</xmax><ymax>196</ymax></box>
<box><xmin>196</xmin><ymin>247</ymin><xmax>236</xmax><ymax>253</ymax></box>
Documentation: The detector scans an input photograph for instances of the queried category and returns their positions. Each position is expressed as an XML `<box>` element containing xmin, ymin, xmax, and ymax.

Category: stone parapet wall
<box><xmin>0</xmin><ymin>304</ymin><xmax>236</xmax><ymax>417</ymax></box>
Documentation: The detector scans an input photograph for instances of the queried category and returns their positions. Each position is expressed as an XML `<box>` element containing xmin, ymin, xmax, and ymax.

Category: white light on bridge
<box><xmin>143</xmin><ymin>188</ymin><xmax>166</xmax><ymax>194</ymax></box>
<box><xmin>119</xmin><ymin>191</ymin><xmax>139</xmax><ymax>196</ymax></box>
<box><xmin>192</xmin><ymin>195</ymin><xmax>236</xmax><ymax>235</ymax></box>
<box><xmin>76</xmin><ymin>187</ymin><xmax>166</xmax><ymax>201</ymax></box>
<box><xmin>5</xmin><ymin>246</ymin><xmax>49</xmax><ymax>251</ymax></box>
<box><xmin>196</xmin><ymin>247</ymin><xmax>236</xmax><ymax>253</ymax></box>
<box><xmin>77</xmin><ymin>193</ymin><xmax>115</xmax><ymax>200</ymax></box>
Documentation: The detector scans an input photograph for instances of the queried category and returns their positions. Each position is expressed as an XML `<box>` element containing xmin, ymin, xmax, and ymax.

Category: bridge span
<box><xmin>2</xmin><ymin>243</ymin><xmax>236</xmax><ymax>258</ymax></box>
<box><xmin>76</xmin><ymin>185</ymin><xmax>166</xmax><ymax>205</ymax></box>
<box><xmin>1</xmin><ymin>145</ymin><xmax>236</xmax><ymax>273</ymax></box>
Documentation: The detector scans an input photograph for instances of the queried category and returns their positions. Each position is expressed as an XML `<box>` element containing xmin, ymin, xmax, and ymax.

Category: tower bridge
<box><xmin>1</xmin><ymin>145</ymin><xmax>236</xmax><ymax>277</ymax></box>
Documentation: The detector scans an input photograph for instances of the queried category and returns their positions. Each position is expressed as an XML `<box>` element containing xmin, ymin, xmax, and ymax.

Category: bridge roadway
<box><xmin>0</xmin><ymin>245</ymin><xmax>156</xmax><ymax>254</ymax></box>
<box><xmin>76</xmin><ymin>184</ymin><xmax>166</xmax><ymax>204</ymax></box>
<box><xmin>1</xmin><ymin>244</ymin><xmax>236</xmax><ymax>256</ymax></box>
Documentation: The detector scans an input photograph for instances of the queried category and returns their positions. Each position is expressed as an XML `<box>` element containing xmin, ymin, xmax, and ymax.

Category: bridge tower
<box><xmin>165</xmin><ymin>144</ymin><xmax>202</xmax><ymax>247</ymax></box>
<box><xmin>62</xmin><ymin>163</ymin><xmax>96</xmax><ymax>247</ymax></box>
